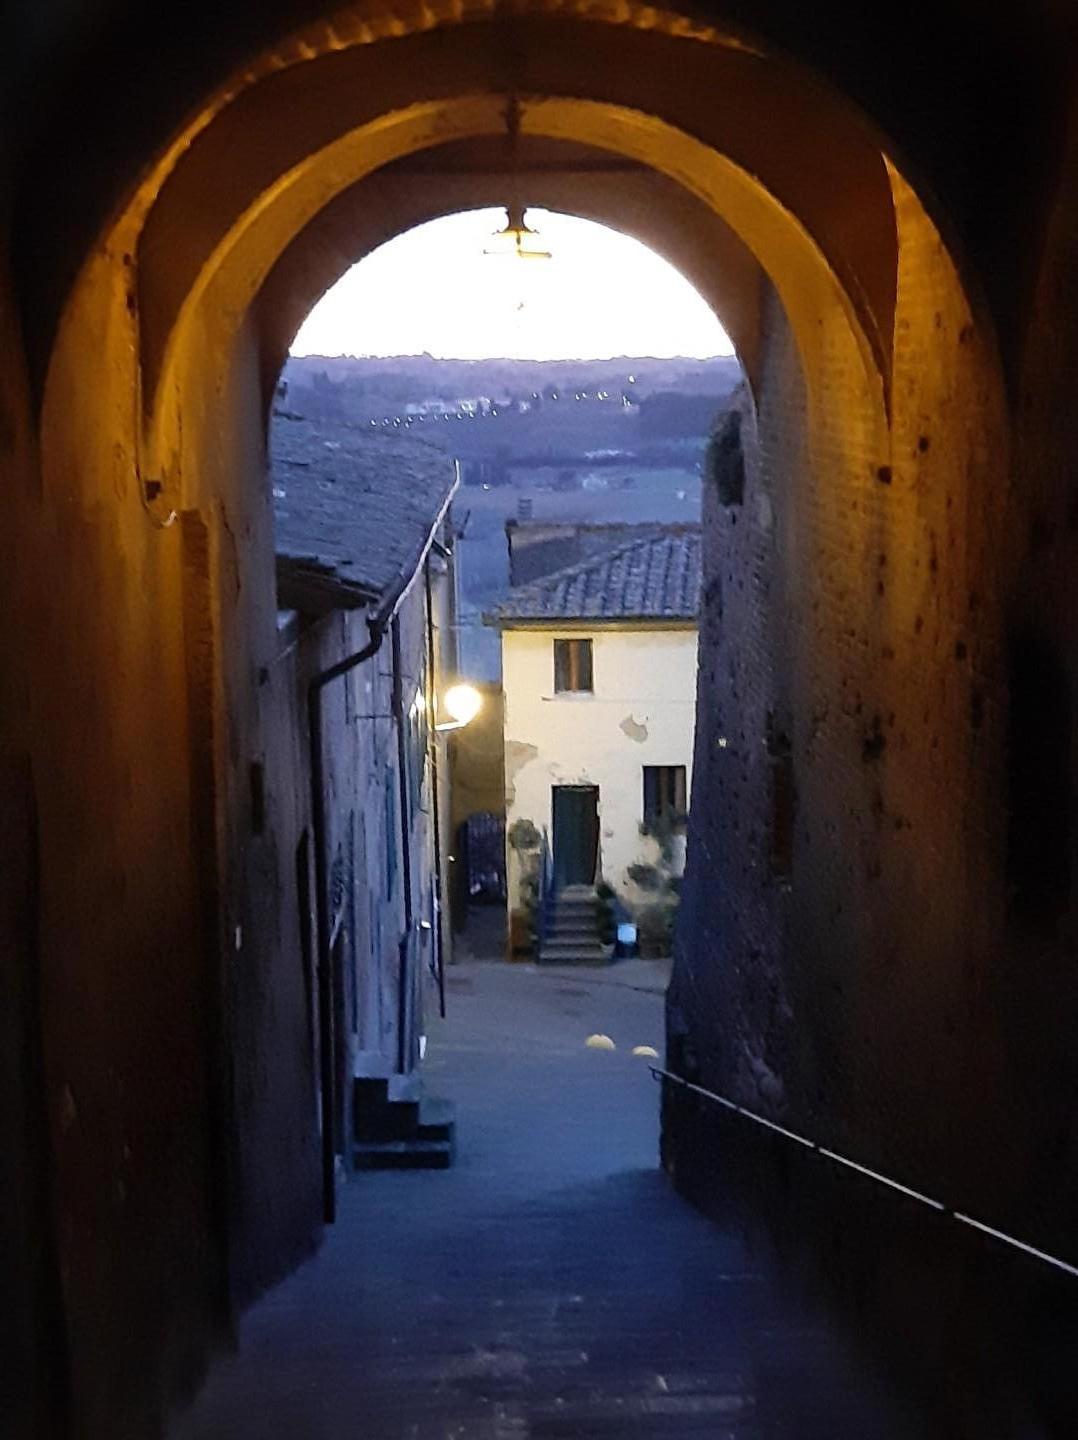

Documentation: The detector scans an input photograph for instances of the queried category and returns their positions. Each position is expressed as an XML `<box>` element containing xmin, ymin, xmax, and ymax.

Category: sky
<box><xmin>290</xmin><ymin>208</ymin><xmax>733</xmax><ymax>361</ymax></box>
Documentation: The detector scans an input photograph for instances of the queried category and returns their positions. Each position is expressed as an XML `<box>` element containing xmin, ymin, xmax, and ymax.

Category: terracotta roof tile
<box><xmin>490</xmin><ymin>527</ymin><xmax>701</xmax><ymax>623</ymax></box>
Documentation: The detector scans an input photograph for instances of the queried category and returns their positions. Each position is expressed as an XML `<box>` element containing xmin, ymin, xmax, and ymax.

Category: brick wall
<box><xmin>669</xmin><ymin>166</ymin><xmax>1078</xmax><ymax>1253</ymax></box>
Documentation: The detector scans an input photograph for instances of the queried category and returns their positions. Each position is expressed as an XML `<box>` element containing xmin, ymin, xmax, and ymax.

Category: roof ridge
<box><xmin>503</xmin><ymin>525</ymin><xmax>701</xmax><ymax>601</ymax></box>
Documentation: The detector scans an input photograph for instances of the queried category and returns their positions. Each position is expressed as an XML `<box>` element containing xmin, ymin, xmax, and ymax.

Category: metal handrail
<box><xmin>652</xmin><ymin>1064</ymin><xmax>1078</xmax><ymax>1282</ymax></box>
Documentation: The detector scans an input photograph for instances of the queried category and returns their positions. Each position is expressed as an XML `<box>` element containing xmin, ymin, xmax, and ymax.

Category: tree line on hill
<box><xmin>282</xmin><ymin>354</ymin><xmax>741</xmax><ymax>465</ymax></box>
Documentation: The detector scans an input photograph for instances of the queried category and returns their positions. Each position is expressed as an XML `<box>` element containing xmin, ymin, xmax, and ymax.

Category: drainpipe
<box><xmin>308</xmin><ymin>619</ymin><xmax>383</xmax><ymax>1226</ymax></box>
<box><xmin>390</xmin><ymin>614</ymin><xmax>415</xmax><ymax>1077</ymax></box>
<box><xmin>306</xmin><ymin>474</ymin><xmax>458</xmax><ymax>1224</ymax></box>
<box><xmin>424</xmin><ymin>557</ymin><xmax>448</xmax><ymax>1020</ymax></box>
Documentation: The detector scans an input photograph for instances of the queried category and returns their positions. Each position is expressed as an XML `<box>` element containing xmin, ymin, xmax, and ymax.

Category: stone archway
<box><xmin>12</xmin><ymin>5</ymin><xmax>1014</xmax><ymax>1435</ymax></box>
<box><xmin>255</xmin><ymin>137</ymin><xmax>769</xmax><ymax>404</ymax></box>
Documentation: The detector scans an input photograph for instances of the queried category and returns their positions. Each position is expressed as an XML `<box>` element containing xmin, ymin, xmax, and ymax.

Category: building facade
<box><xmin>491</xmin><ymin>531</ymin><xmax>700</xmax><ymax>952</ymax></box>
<box><xmin>271</xmin><ymin>414</ymin><xmax>459</xmax><ymax>1184</ymax></box>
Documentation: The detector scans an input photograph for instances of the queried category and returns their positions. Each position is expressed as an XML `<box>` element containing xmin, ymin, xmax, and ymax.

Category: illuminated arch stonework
<box><xmin>12</xmin><ymin>6</ymin><xmax>1025</xmax><ymax>1436</ymax></box>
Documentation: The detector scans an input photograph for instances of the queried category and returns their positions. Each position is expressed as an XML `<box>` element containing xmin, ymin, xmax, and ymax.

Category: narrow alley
<box><xmin>171</xmin><ymin>956</ymin><xmax>914</xmax><ymax>1439</ymax></box>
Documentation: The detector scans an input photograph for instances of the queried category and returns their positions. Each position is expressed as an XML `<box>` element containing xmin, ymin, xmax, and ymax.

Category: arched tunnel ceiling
<box><xmin>132</xmin><ymin>17</ymin><xmax>899</xmax><ymax>414</ymax></box>
<box><xmin>256</xmin><ymin>137</ymin><xmax>767</xmax><ymax>402</ymax></box>
<box><xmin>11</xmin><ymin>0</ymin><xmax>1066</xmax><ymax>387</ymax></box>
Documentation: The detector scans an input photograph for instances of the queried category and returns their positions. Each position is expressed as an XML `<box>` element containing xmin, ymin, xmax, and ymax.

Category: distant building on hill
<box><xmin>404</xmin><ymin>399</ymin><xmax>453</xmax><ymax>418</ymax></box>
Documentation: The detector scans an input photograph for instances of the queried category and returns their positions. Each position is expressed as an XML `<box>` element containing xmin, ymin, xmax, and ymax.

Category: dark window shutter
<box><xmin>673</xmin><ymin>766</ymin><xmax>687</xmax><ymax>814</ymax></box>
<box><xmin>643</xmin><ymin>765</ymin><xmax>687</xmax><ymax>823</ymax></box>
<box><xmin>643</xmin><ymin>767</ymin><xmax>660</xmax><ymax>821</ymax></box>
<box><xmin>576</xmin><ymin>639</ymin><xmax>593</xmax><ymax>692</ymax></box>
<box><xmin>554</xmin><ymin>640</ymin><xmax>569</xmax><ymax>692</ymax></box>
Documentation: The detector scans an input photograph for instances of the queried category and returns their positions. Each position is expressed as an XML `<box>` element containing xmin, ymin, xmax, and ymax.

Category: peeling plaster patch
<box><xmin>620</xmin><ymin>713</ymin><xmax>649</xmax><ymax>742</ymax></box>
<box><xmin>506</xmin><ymin>739</ymin><xmax>538</xmax><ymax>774</ymax></box>
<box><xmin>504</xmin><ymin>739</ymin><xmax>539</xmax><ymax>805</ymax></box>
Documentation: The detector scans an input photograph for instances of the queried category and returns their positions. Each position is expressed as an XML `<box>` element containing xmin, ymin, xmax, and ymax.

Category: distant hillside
<box><xmin>284</xmin><ymin>353</ymin><xmax>741</xmax><ymax>401</ymax></box>
<box><xmin>281</xmin><ymin>354</ymin><xmax>741</xmax><ymax>466</ymax></box>
<box><xmin>274</xmin><ymin>356</ymin><xmax>728</xmax><ymax>682</ymax></box>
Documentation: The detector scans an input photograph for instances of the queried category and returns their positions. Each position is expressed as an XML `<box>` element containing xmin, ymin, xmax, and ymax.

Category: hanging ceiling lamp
<box><xmin>483</xmin><ymin>97</ymin><xmax>552</xmax><ymax>262</ymax></box>
<box><xmin>484</xmin><ymin>201</ymin><xmax>552</xmax><ymax>261</ymax></box>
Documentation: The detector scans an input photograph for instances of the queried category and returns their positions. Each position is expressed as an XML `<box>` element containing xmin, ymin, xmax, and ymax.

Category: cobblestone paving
<box><xmin>171</xmin><ymin>960</ymin><xmax>916</xmax><ymax>1439</ymax></box>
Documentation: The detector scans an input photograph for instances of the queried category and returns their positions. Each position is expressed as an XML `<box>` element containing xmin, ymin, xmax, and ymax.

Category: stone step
<box><xmin>541</xmin><ymin>921</ymin><xmax>601</xmax><ymax>944</ymax></box>
<box><xmin>547</xmin><ymin>906</ymin><xmax>601</xmax><ymax>923</ymax></box>
<box><xmin>415</xmin><ymin>1098</ymin><xmax>456</xmax><ymax>1143</ymax></box>
<box><xmin>388</xmin><ymin>1072</ymin><xmax>423</xmax><ymax>1104</ymax></box>
<box><xmin>354</xmin><ymin>1085</ymin><xmax>456</xmax><ymax>1145</ymax></box>
<box><xmin>354</xmin><ymin>1098</ymin><xmax>419</xmax><ymax>1143</ymax></box>
<box><xmin>539</xmin><ymin>943</ymin><xmax>610</xmax><ymax>964</ymax></box>
<box><xmin>538</xmin><ymin>954</ymin><xmax>611</xmax><ymax>967</ymax></box>
<box><xmin>353</xmin><ymin>1137</ymin><xmax>454</xmax><ymax>1171</ymax></box>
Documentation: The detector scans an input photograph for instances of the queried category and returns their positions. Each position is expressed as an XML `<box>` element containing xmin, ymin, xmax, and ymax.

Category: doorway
<box><xmin>552</xmin><ymin>785</ymin><xmax>599</xmax><ymax>889</ymax></box>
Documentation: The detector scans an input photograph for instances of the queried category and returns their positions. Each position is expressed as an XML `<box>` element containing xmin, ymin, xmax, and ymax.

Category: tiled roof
<box><xmin>490</xmin><ymin>527</ymin><xmax>701</xmax><ymax>624</ymax></box>
<box><xmin>506</xmin><ymin>520</ymin><xmax>696</xmax><ymax>586</ymax></box>
<box><xmin>271</xmin><ymin>413</ymin><xmax>457</xmax><ymax>613</ymax></box>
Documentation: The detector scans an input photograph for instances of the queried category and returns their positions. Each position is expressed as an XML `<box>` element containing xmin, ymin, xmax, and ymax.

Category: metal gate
<box><xmin>460</xmin><ymin>811</ymin><xmax>506</xmax><ymax>902</ymax></box>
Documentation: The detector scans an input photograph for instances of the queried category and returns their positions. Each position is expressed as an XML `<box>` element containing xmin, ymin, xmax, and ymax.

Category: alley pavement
<box><xmin>171</xmin><ymin>956</ymin><xmax>916</xmax><ymax>1439</ymax></box>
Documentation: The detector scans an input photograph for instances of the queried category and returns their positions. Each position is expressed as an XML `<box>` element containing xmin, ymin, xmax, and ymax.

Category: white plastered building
<box><xmin>489</xmin><ymin>530</ymin><xmax>701</xmax><ymax>932</ymax></box>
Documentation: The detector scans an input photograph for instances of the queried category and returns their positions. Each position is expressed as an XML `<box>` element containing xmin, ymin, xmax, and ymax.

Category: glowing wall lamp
<box><xmin>436</xmin><ymin>683</ymin><xmax>482</xmax><ymax>732</ymax></box>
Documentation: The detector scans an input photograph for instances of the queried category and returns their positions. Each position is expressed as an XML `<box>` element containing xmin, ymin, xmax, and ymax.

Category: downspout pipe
<box><xmin>391</xmin><ymin>615</ymin><xmax>414</xmax><ymax>1076</ymax></box>
<box><xmin>306</xmin><ymin>469</ymin><xmax>459</xmax><ymax>1224</ymax></box>
<box><xmin>308</xmin><ymin>623</ymin><xmax>382</xmax><ymax>1226</ymax></box>
<box><xmin>424</xmin><ymin>559</ymin><xmax>448</xmax><ymax>1020</ymax></box>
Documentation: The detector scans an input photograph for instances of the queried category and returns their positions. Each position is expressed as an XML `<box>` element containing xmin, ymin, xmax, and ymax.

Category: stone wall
<box><xmin>1</xmin><ymin>5</ymin><xmax>1077</xmax><ymax>1437</ymax></box>
<box><xmin>670</xmin><ymin>159</ymin><xmax>1078</xmax><ymax>1259</ymax></box>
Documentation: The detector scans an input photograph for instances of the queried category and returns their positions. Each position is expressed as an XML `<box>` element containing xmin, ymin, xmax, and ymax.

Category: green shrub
<box><xmin>508</xmin><ymin>818</ymin><xmax>541</xmax><ymax>853</ymax></box>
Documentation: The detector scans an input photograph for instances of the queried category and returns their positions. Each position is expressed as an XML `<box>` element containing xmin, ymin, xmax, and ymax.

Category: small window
<box><xmin>554</xmin><ymin>638</ymin><xmax>593</xmax><ymax>693</ymax></box>
<box><xmin>643</xmin><ymin>765</ymin><xmax>687</xmax><ymax>825</ymax></box>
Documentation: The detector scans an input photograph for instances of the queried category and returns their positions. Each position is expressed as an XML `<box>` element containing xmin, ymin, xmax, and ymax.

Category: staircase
<box><xmin>353</xmin><ymin>1075</ymin><xmax>456</xmax><ymax>1170</ymax></box>
<box><xmin>538</xmin><ymin>884</ymin><xmax>611</xmax><ymax>965</ymax></box>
